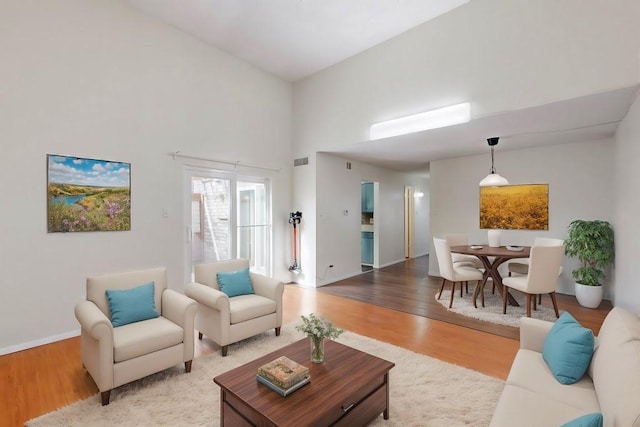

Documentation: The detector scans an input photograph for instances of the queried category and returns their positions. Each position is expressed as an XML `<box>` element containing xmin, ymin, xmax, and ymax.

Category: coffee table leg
<box><xmin>383</xmin><ymin>372</ymin><xmax>390</xmax><ymax>420</ymax></box>
<box><xmin>220</xmin><ymin>389</ymin><xmax>225</xmax><ymax>426</ymax></box>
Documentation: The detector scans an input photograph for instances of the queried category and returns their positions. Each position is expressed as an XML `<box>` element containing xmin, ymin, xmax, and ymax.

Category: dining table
<box><xmin>449</xmin><ymin>244</ymin><xmax>531</xmax><ymax>308</ymax></box>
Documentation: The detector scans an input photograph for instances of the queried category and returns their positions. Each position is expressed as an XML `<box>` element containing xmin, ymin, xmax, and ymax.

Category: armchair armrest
<box><xmin>74</xmin><ymin>300</ymin><xmax>113</xmax><ymax>342</ymax></box>
<box><xmin>161</xmin><ymin>289</ymin><xmax>197</xmax><ymax>328</ymax></box>
<box><xmin>162</xmin><ymin>289</ymin><xmax>197</xmax><ymax>362</ymax></box>
<box><xmin>184</xmin><ymin>282</ymin><xmax>230</xmax><ymax>311</ymax></box>
<box><xmin>520</xmin><ymin>316</ymin><xmax>554</xmax><ymax>352</ymax></box>
<box><xmin>250</xmin><ymin>273</ymin><xmax>284</xmax><ymax>302</ymax></box>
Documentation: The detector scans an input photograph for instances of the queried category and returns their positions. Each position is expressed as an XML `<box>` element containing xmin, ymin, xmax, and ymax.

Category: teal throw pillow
<box><xmin>105</xmin><ymin>281</ymin><xmax>159</xmax><ymax>327</ymax></box>
<box><xmin>542</xmin><ymin>312</ymin><xmax>594</xmax><ymax>385</ymax></box>
<box><xmin>217</xmin><ymin>268</ymin><xmax>255</xmax><ymax>297</ymax></box>
<box><xmin>560</xmin><ymin>413</ymin><xmax>603</xmax><ymax>427</ymax></box>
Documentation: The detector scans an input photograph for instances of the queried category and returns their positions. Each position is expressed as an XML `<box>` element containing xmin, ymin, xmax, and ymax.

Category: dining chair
<box><xmin>433</xmin><ymin>238</ymin><xmax>484</xmax><ymax>308</ymax></box>
<box><xmin>507</xmin><ymin>237</ymin><xmax>564</xmax><ymax>305</ymax></box>
<box><xmin>502</xmin><ymin>244</ymin><xmax>565</xmax><ymax>318</ymax></box>
<box><xmin>444</xmin><ymin>233</ymin><xmax>484</xmax><ymax>269</ymax></box>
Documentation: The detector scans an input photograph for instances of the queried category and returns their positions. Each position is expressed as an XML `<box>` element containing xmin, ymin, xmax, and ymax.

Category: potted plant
<box><xmin>564</xmin><ymin>219</ymin><xmax>614</xmax><ymax>308</ymax></box>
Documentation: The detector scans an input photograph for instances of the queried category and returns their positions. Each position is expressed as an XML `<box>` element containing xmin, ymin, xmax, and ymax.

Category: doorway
<box><xmin>404</xmin><ymin>186</ymin><xmax>415</xmax><ymax>259</ymax></box>
<box><xmin>361</xmin><ymin>181</ymin><xmax>376</xmax><ymax>271</ymax></box>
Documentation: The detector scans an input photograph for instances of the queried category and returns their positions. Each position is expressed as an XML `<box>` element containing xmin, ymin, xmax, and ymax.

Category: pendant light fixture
<box><xmin>479</xmin><ymin>137</ymin><xmax>509</xmax><ymax>187</ymax></box>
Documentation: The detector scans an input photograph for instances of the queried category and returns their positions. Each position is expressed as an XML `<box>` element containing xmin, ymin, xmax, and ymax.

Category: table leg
<box><xmin>490</xmin><ymin>257</ymin><xmax>519</xmax><ymax>307</ymax></box>
<box><xmin>383</xmin><ymin>372</ymin><xmax>390</xmax><ymax>420</ymax></box>
<box><xmin>472</xmin><ymin>256</ymin><xmax>519</xmax><ymax>307</ymax></box>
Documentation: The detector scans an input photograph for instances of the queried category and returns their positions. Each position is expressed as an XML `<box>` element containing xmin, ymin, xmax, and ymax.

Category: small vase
<box><xmin>310</xmin><ymin>337</ymin><xmax>325</xmax><ymax>363</ymax></box>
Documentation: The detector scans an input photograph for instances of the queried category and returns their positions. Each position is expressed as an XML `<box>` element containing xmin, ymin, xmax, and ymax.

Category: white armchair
<box><xmin>184</xmin><ymin>259</ymin><xmax>284</xmax><ymax>356</ymax></box>
<box><xmin>74</xmin><ymin>267</ymin><xmax>197</xmax><ymax>405</ymax></box>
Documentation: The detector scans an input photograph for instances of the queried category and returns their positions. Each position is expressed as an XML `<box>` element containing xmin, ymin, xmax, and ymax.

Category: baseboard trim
<box><xmin>315</xmin><ymin>271</ymin><xmax>364</xmax><ymax>287</ymax></box>
<box><xmin>0</xmin><ymin>329</ymin><xmax>80</xmax><ymax>356</ymax></box>
<box><xmin>377</xmin><ymin>258</ymin><xmax>408</xmax><ymax>269</ymax></box>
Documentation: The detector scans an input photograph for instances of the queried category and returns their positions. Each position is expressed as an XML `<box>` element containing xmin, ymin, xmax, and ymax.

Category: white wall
<box><xmin>297</xmin><ymin>153</ymin><xmax>428</xmax><ymax>287</ymax></box>
<box><xmin>291</xmin><ymin>0</ymin><xmax>639</xmax><ymax>293</ymax></box>
<box><xmin>0</xmin><ymin>0</ymin><xmax>292</xmax><ymax>352</ymax></box>
<box><xmin>292</xmin><ymin>0</ymin><xmax>640</xmax><ymax>157</ymax></box>
<box><xmin>289</xmin><ymin>153</ymin><xmax>317</xmax><ymax>285</ymax></box>
<box><xmin>614</xmin><ymin>93</ymin><xmax>640</xmax><ymax>310</ymax></box>
<box><xmin>429</xmin><ymin>139</ymin><xmax>615</xmax><ymax>297</ymax></box>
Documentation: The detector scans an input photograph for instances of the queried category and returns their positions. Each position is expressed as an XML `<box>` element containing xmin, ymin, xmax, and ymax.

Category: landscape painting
<box><xmin>47</xmin><ymin>154</ymin><xmax>131</xmax><ymax>233</ymax></box>
<box><xmin>480</xmin><ymin>184</ymin><xmax>549</xmax><ymax>230</ymax></box>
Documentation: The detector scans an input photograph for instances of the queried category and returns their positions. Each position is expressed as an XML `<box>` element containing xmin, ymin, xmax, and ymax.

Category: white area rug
<box><xmin>27</xmin><ymin>325</ymin><xmax>504</xmax><ymax>427</ymax></box>
<box><xmin>436</xmin><ymin>287</ymin><xmax>562</xmax><ymax>327</ymax></box>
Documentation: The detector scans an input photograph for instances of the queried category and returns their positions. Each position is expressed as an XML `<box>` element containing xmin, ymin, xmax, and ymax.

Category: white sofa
<box><xmin>491</xmin><ymin>306</ymin><xmax>640</xmax><ymax>426</ymax></box>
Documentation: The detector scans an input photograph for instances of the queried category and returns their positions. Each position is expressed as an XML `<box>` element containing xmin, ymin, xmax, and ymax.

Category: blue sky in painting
<box><xmin>48</xmin><ymin>155</ymin><xmax>130</xmax><ymax>188</ymax></box>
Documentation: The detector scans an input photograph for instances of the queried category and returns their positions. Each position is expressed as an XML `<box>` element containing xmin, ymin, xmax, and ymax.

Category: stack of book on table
<box><xmin>257</xmin><ymin>356</ymin><xmax>310</xmax><ymax>397</ymax></box>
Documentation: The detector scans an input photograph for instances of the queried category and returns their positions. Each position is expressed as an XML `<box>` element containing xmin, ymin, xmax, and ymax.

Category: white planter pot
<box><xmin>575</xmin><ymin>282</ymin><xmax>603</xmax><ymax>308</ymax></box>
<box><xmin>487</xmin><ymin>229</ymin><xmax>501</xmax><ymax>247</ymax></box>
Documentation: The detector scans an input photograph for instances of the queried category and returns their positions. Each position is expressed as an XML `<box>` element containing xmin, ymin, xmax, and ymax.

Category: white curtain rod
<box><xmin>171</xmin><ymin>151</ymin><xmax>280</xmax><ymax>172</ymax></box>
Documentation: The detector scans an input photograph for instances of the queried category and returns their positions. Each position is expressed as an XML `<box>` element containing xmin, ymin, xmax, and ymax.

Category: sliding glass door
<box><xmin>237</xmin><ymin>180</ymin><xmax>269</xmax><ymax>275</ymax></box>
<box><xmin>185</xmin><ymin>168</ymin><xmax>271</xmax><ymax>280</ymax></box>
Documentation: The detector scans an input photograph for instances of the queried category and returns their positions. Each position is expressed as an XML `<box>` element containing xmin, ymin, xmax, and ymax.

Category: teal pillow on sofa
<box><xmin>561</xmin><ymin>413</ymin><xmax>603</xmax><ymax>427</ymax></box>
<box><xmin>217</xmin><ymin>268</ymin><xmax>255</xmax><ymax>297</ymax></box>
<box><xmin>542</xmin><ymin>312</ymin><xmax>594</xmax><ymax>385</ymax></box>
<box><xmin>105</xmin><ymin>281</ymin><xmax>159</xmax><ymax>327</ymax></box>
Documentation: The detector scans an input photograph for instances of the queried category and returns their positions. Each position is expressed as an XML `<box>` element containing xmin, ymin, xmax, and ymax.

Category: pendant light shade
<box><xmin>479</xmin><ymin>137</ymin><xmax>509</xmax><ymax>187</ymax></box>
<box><xmin>479</xmin><ymin>173</ymin><xmax>509</xmax><ymax>187</ymax></box>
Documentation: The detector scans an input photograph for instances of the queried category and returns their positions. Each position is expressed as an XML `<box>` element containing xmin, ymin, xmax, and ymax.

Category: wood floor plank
<box><xmin>0</xmin><ymin>255</ymin><xmax>611</xmax><ymax>427</ymax></box>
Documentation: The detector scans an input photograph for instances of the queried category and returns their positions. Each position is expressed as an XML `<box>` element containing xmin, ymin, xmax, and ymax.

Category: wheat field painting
<box><xmin>480</xmin><ymin>184</ymin><xmax>548</xmax><ymax>230</ymax></box>
<box><xmin>47</xmin><ymin>154</ymin><xmax>131</xmax><ymax>233</ymax></box>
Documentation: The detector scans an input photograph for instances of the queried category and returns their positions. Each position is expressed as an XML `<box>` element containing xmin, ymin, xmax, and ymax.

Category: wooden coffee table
<box><xmin>213</xmin><ymin>338</ymin><xmax>395</xmax><ymax>426</ymax></box>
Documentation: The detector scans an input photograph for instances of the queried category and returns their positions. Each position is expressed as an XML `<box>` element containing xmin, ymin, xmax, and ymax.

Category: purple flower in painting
<box><xmin>105</xmin><ymin>200</ymin><xmax>123</xmax><ymax>219</ymax></box>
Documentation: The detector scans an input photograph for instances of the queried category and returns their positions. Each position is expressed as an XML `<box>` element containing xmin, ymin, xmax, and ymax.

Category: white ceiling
<box><xmin>127</xmin><ymin>0</ymin><xmax>470</xmax><ymax>82</ymax></box>
<box><xmin>126</xmin><ymin>0</ymin><xmax>638</xmax><ymax>174</ymax></box>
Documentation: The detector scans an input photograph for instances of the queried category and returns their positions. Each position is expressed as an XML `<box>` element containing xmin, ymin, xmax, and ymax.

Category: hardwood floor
<box><xmin>318</xmin><ymin>255</ymin><xmax>613</xmax><ymax>339</ymax></box>
<box><xmin>0</xmin><ymin>256</ymin><xmax>612</xmax><ymax>427</ymax></box>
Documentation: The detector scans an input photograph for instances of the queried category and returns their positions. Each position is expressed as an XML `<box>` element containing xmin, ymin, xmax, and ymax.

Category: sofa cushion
<box><xmin>506</xmin><ymin>349</ymin><xmax>600</xmax><ymax>413</ymax></box>
<box><xmin>561</xmin><ymin>413</ymin><xmax>603</xmax><ymax>427</ymax></box>
<box><xmin>490</xmin><ymin>384</ymin><xmax>593</xmax><ymax>427</ymax></box>
<box><xmin>217</xmin><ymin>268</ymin><xmax>255</xmax><ymax>297</ymax></box>
<box><xmin>543</xmin><ymin>312</ymin><xmax>594</xmax><ymax>384</ymax></box>
<box><xmin>229</xmin><ymin>294</ymin><xmax>277</xmax><ymax>324</ymax></box>
<box><xmin>105</xmin><ymin>281</ymin><xmax>159</xmax><ymax>327</ymax></box>
<box><xmin>113</xmin><ymin>317</ymin><xmax>184</xmax><ymax>363</ymax></box>
<box><xmin>589</xmin><ymin>307</ymin><xmax>640</xmax><ymax>427</ymax></box>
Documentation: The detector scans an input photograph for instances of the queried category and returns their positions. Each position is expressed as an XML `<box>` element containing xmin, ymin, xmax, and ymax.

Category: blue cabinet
<box><xmin>361</xmin><ymin>183</ymin><xmax>374</xmax><ymax>213</ymax></box>
<box><xmin>361</xmin><ymin>232</ymin><xmax>374</xmax><ymax>264</ymax></box>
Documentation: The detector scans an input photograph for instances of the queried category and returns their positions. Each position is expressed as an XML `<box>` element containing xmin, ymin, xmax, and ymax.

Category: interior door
<box><xmin>405</xmin><ymin>186</ymin><xmax>415</xmax><ymax>258</ymax></box>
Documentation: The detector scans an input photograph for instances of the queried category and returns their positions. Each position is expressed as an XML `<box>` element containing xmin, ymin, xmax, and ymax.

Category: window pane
<box><xmin>237</xmin><ymin>181</ymin><xmax>269</xmax><ymax>275</ymax></box>
<box><xmin>192</xmin><ymin>177</ymin><xmax>231</xmax><ymax>263</ymax></box>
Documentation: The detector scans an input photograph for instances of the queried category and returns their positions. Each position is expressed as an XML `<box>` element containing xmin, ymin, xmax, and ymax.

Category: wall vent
<box><xmin>293</xmin><ymin>157</ymin><xmax>309</xmax><ymax>167</ymax></box>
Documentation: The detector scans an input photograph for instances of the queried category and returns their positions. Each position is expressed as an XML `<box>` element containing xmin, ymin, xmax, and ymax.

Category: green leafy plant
<box><xmin>295</xmin><ymin>313</ymin><xmax>344</xmax><ymax>341</ymax></box>
<box><xmin>296</xmin><ymin>313</ymin><xmax>344</xmax><ymax>362</ymax></box>
<box><xmin>564</xmin><ymin>220</ymin><xmax>614</xmax><ymax>286</ymax></box>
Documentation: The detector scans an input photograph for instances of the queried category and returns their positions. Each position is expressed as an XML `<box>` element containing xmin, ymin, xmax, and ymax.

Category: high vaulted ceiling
<box><xmin>126</xmin><ymin>0</ymin><xmax>638</xmax><ymax>174</ymax></box>
<box><xmin>127</xmin><ymin>0</ymin><xmax>470</xmax><ymax>82</ymax></box>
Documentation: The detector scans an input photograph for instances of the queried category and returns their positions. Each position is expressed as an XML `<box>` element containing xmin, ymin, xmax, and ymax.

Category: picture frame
<box><xmin>47</xmin><ymin>154</ymin><xmax>131</xmax><ymax>233</ymax></box>
<box><xmin>480</xmin><ymin>184</ymin><xmax>549</xmax><ymax>230</ymax></box>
